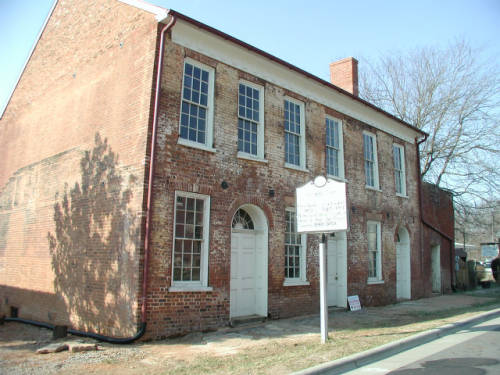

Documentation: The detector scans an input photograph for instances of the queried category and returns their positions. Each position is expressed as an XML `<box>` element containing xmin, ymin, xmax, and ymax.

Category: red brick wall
<box><xmin>0</xmin><ymin>0</ymin><xmax>159</xmax><ymax>336</ymax></box>
<box><xmin>143</xmin><ymin>36</ymin><xmax>423</xmax><ymax>338</ymax></box>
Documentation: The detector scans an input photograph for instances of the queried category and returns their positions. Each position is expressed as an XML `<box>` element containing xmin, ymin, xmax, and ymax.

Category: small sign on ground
<box><xmin>348</xmin><ymin>295</ymin><xmax>362</xmax><ymax>311</ymax></box>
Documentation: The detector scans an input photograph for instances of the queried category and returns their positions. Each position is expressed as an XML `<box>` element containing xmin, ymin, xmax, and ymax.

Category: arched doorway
<box><xmin>396</xmin><ymin>227</ymin><xmax>411</xmax><ymax>300</ymax></box>
<box><xmin>230</xmin><ymin>205</ymin><xmax>268</xmax><ymax>318</ymax></box>
<box><xmin>327</xmin><ymin>231</ymin><xmax>347</xmax><ymax>307</ymax></box>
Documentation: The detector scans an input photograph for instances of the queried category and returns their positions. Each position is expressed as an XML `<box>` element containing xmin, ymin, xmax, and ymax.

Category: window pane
<box><xmin>173</xmin><ymin>267</ymin><xmax>181</xmax><ymax>281</ymax></box>
<box><xmin>201</xmin><ymin>82</ymin><xmax>208</xmax><ymax>95</ymax></box>
<box><xmin>193</xmin><ymin>66</ymin><xmax>201</xmax><ymax>79</ymax></box>
<box><xmin>192</xmin><ymin>267</ymin><xmax>200</xmax><ymax>281</ymax></box>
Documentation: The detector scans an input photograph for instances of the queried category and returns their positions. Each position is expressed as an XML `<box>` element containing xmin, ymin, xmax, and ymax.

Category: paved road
<box><xmin>344</xmin><ymin>315</ymin><xmax>500</xmax><ymax>375</ymax></box>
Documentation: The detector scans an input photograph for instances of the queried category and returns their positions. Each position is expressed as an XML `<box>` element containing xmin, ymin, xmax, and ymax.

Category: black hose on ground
<box><xmin>4</xmin><ymin>317</ymin><xmax>146</xmax><ymax>344</ymax></box>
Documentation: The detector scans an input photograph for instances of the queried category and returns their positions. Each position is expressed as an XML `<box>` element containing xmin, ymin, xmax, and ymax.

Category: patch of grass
<box><xmin>157</xmin><ymin>299</ymin><xmax>500</xmax><ymax>375</ymax></box>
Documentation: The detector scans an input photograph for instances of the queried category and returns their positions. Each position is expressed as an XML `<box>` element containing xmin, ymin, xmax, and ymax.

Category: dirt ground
<box><xmin>1</xmin><ymin>287</ymin><xmax>500</xmax><ymax>375</ymax></box>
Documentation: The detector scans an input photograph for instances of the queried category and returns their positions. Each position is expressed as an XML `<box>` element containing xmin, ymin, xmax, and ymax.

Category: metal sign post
<box><xmin>296</xmin><ymin>176</ymin><xmax>348</xmax><ymax>344</ymax></box>
<box><xmin>318</xmin><ymin>233</ymin><xmax>328</xmax><ymax>343</ymax></box>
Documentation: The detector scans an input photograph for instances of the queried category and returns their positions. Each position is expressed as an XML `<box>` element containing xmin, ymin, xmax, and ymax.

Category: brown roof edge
<box><xmin>165</xmin><ymin>9</ymin><xmax>427</xmax><ymax>137</ymax></box>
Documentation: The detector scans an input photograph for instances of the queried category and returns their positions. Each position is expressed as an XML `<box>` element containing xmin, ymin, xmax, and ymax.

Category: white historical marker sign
<box><xmin>296</xmin><ymin>176</ymin><xmax>348</xmax><ymax>344</ymax></box>
<box><xmin>296</xmin><ymin>176</ymin><xmax>348</xmax><ymax>234</ymax></box>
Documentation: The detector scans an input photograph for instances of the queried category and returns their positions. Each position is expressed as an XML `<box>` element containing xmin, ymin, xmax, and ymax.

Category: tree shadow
<box><xmin>47</xmin><ymin>133</ymin><xmax>140</xmax><ymax>336</ymax></box>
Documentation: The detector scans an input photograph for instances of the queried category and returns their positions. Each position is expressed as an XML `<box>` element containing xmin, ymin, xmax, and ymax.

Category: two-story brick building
<box><xmin>0</xmin><ymin>0</ymin><xmax>442</xmax><ymax>340</ymax></box>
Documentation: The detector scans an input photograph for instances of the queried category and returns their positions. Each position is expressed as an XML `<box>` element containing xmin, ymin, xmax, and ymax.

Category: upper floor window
<box><xmin>172</xmin><ymin>191</ymin><xmax>210</xmax><ymax>289</ymax></box>
<box><xmin>179</xmin><ymin>59</ymin><xmax>215</xmax><ymax>151</ymax></box>
<box><xmin>326</xmin><ymin>116</ymin><xmax>344</xmax><ymax>179</ymax></box>
<box><xmin>284</xmin><ymin>98</ymin><xmax>306</xmax><ymax>169</ymax></box>
<box><xmin>363</xmin><ymin>132</ymin><xmax>379</xmax><ymax>189</ymax></box>
<box><xmin>367</xmin><ymin>221</ymin><xmax>382</xmax><ymax>283</ymax></box>
<box><xmin>238</xmin><ymin>82</ymin><xmax>265</xmax><ymax>160</ymax></box>
<box><xmin>393</xmin><ymin>144</ymin><xmax>406</xmax><ymax>196</ymax></box>
<box><xmin>284</xmin><ymin>208</ymin><xmax>307</xmax><ymax>285</ymax></box>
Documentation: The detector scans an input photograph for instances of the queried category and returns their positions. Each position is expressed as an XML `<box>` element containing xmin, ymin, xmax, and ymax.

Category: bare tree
<box><xmin>360</xmin><ymin>40</ymin><xmax>500</xmax><ymax>203</ymax></box>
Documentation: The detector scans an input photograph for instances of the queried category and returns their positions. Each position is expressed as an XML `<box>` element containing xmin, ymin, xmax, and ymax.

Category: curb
<box><xmin>291</xmin><ymin>307</ymin><xmax>500</xmax><ymax>375</ymax></box>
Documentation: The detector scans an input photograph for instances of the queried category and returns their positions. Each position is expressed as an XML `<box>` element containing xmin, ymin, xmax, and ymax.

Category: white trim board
<box><xmin>172</xmin><ymin>19</ymin><xmax>419</xmax><ymax>144</ymax></box>
<box><xmin>117</xmin><ymin>0</ymin><xmax>168</xmax><ymax>20</ymax></box>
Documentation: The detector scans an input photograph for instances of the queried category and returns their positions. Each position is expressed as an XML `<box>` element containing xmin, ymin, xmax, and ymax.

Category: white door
<box><xmin>431</xmin><ymin>245</ymin><xmax>441</xmax><ymax>293</ymax></box>
<box><xmin>396</xmin><ymin>228</ymin><xmax>411</xmax><ymax>300</ymax></box>
<box><xmin>230</xmin><ymin>231</ymin><xmax>257</xmax><ymax>317</ymax></box>
<box><xmin>327</xmin><ymin>232</ymin><xmax>347</xmax><ymax>307</ymax></box>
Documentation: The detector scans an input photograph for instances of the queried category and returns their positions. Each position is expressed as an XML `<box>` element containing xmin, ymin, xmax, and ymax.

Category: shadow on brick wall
<box><xmin>47</xmin><ymin>133</ymin><xmax>140</xmax><ymax>336</ymax></box>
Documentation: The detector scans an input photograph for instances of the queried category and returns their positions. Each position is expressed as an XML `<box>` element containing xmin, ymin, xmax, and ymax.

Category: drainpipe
<box><xmin>4</xmin><ymin>14</ymin><xmax>178</xmax><ymax>344</ymax></box>
<box><xmin>416</xmin><ymin>135</ymin><xmax>456</xmax><ymax>292</ymax></box>
<box><xmin>141</xmin><ymin>12</ymin><xmax>177</xmax><ymax>331</ymax></box>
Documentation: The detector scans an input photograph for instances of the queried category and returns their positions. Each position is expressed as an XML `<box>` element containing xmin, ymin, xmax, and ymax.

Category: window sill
<box><xmin>367</xmin><ymin>279</ymin><xmax>384</xmax><ymax>285</ymax></box>
<box><xmin>327</xmin><ymin>175</ymin><xmax>348</xmax><ymax>183</ymax></box>
<box><xmin>168</xmin><ymin>286</ymin><xmax>213</xmax><ymax>293</ymax></box>
<box><xmin>283</xmin><ymin>280</ymin><xmax>310</xmax><ymax>287</ymax></box>
<box><xmin>177</xmin><ymin>138</ymin><xmax>216</xmax><ymax>153</ymax></box>
<box><xmin>365</xmin><ymin>185</ymin><xmax>382</xmax><ymax>193</ymax></box>
<box><xmin>284</xmin><ymin>163</ymin><xmax>309</xmax><ymax>173</ymax></box>
<box><xmin>396</xmin><ymin>193</ymin><xmax>409</xmax><ymax>199</ymax></box>
<box><xmin>237</xmin><ymin>152</ymin><xmax>268</xmax><ymax>163</ymax></box>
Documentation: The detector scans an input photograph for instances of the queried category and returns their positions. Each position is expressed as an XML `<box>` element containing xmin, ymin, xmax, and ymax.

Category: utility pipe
<box><xmin>141</xmin><ymin>13</ymin><xmax>177</xmax><ymax>327</ymax></box>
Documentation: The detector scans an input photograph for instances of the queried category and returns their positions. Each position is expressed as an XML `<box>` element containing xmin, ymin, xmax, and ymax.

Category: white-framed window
<box><xmin>326</xmin><ymin>116</ymin><xmax>344</xmax><ymax>179</ymax></box>
<box><xmin>284</xmin><ymin>98</ymin><xmax>306</xmax><ymax>170</ymax></box>
<box><xmin>367</xmin><ymin>220</ymin><xmax>382</xmax><ymax>283</ymax></box>
<box><xmin>363</xmin><ymin>131</ymin><xmax>379</xmax><ymax>189</ymax></box>
<box><xmin>237</xmin><ymin>81</ymin><xmax>265</xmax><ymax>160</ymax></box>
<box><xmin>393</xmin><ymin>144</ymin><xmax>406</xmax><ymax>196</ymax></box>
<box><xmin>284</xmin><ymin>208</ymin><xmax>308</xmax><ymax>285</ymax></box>
<box><xmin>178</xmin><ymin>58</ymin><xmax>215</xmax><ymax>151</ymax></box>
<box><xmin>171</xmin><ymin>191</ymin><xmax>211</xmax><ymax>290</ymax></box>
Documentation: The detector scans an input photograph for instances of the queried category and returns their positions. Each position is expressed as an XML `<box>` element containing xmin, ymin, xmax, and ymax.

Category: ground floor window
<box><xmin>172</xmin><ymin>191</ymin><xmax>210</xmax><ymax>288</ymax></box>
<box><xmin>284</xmin><ymin>208</ymin><xmax>307</xmax><ymax>284</ymax></box>
<box><xmin>367</xmin><ymin>220</ymin><xmax>382</xmax><ymax>283</ymax></box>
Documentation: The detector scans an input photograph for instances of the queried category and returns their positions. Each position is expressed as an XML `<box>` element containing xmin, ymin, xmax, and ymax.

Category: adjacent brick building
<box><xmin>0</xmin><ymin>0</ymin><xmax>452</xmax><ymax>340</ymax></box>
<box><xmin>421</xmin><ymin>182</ymin><xmax>456</xmax><ymax>295</ymax></box>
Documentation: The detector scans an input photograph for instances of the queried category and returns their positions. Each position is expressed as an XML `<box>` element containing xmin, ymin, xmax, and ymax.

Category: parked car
<box><xmin>476</xmin><ymin>261</ymin><xmax>495</xmax><ymax>288</ymax></box>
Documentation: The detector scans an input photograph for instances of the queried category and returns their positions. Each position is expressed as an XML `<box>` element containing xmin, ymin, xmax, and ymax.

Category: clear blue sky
<box><xmin>1</xmin><ymin>0</ymin><xmax>499</xmax><ymax>113</ymax></box>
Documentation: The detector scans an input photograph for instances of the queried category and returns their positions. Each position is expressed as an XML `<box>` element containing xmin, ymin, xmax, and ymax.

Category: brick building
<box><xmin>0</xmin><ymin>0</ymin><xmax>450</xmax><ymax>340</ymax></box>
<box><xmin>420</xmin><ymin>182</ymin><xmax>456</xmax><ymax>294</ymax></box>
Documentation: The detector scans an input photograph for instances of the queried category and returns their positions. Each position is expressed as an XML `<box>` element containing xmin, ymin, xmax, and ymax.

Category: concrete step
<box><xmin>230</xmin><ymin>314</ymin><xmax>266</xmax><ymax>327</ymax></box>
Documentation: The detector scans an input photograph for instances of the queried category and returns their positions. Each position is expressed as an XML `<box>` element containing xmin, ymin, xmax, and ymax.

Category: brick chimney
<box><xmin>329</xmin><ymin>57</ymin><xmax>359</xmax><ymax>96</ymax></box>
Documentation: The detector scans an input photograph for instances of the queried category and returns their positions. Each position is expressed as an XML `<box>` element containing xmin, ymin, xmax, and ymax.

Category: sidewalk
<box><xmin>1</xmin><ymin>287</ymin><xmax>500</xmax><ymax>374</ymax></box>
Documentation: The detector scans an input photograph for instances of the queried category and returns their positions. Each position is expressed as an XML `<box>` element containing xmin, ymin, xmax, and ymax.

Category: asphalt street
<box><xmin>343</xmin><ymin>315</ymin><xmax>500</xmax><ymax>375</ymax></box>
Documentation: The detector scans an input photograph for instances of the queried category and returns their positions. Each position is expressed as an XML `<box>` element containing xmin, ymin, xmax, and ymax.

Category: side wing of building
<box><xmin>0</xmin><ymin>0</ymin><xmax>160</xmax><ymax>337</ymax></box>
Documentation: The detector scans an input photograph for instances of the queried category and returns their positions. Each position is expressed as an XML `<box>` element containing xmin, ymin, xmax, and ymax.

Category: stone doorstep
<box><xmin>36</xmin><ymin>341</ymin><xmax>98</xmax><ymax>354</ymax></box>
<box><xmin>229</xmin><ymin>314</ymin><xmax>267</xmax><ymax>327</ymax></box>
